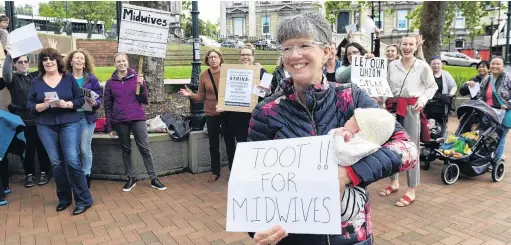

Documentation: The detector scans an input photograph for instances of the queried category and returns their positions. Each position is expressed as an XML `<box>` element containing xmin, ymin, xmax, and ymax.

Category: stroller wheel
<box><xmin>422</xmin><ymin>161</ymin><xmax>431</xmax><ymax>170</ymax></box>
<box><xmin>441</xmin><ymin>164</ymin><xmax>460</xmax><ymax>185</ymax></box>
<box><xmin>492</xmin><ymin>159</ymin><xmax>505</xmax><ymax>182</ymax></box>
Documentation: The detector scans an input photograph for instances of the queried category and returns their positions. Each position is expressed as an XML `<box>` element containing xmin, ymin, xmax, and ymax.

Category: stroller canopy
<box><xmin>456</xmin><ymin>100</ymin><xmax>501</xmax><ymax>126</ymax></box>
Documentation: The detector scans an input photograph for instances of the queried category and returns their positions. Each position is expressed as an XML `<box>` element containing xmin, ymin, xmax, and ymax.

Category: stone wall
<box><xmin>76</xmin><ymin>39</ymin><xmax>118</xmax><ymax>66</ymax></box>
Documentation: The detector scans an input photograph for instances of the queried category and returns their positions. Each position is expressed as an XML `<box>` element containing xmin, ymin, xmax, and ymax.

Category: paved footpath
<box><xmin>1</xmin><ymin>117</ymin><xmax>511</xmax><ymax>245</ymax></box>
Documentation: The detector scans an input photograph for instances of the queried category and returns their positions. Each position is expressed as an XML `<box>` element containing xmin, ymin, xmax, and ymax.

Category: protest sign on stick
<box><xmin>217</xmin><ymin>64</ymin><xmax>260</xmax><ymax>113</ymax></box>
<box><xmin>118</xmin><ymin>3</ymin><xmax>173</xmax><ymax>94</ymax></box>
<box><xmin>351</xmin><ymin>56</ymin><xmax>393</xmax><ymax>97</ymax></box>
<box><xmin>226</xmin><ymin>135</ymin><xmax>342</xmax><ymax>235</ymax></box>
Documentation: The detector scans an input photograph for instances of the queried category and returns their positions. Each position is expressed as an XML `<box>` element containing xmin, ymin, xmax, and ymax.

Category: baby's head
<box><xmin>351</xmin><ymin>108</ymin><xmax>396</xmax><ymax>145</ymax></box>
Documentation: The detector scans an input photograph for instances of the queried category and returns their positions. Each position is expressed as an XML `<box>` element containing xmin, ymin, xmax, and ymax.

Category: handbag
<box><xmin>489</xmin><ymin>75</ymin><xmax>511</xmax><ymax>127</ymax></box>
<box><xmin>385</xmin><ymin>58</ymin><xmax>417</xmax><ymax>114</ymax></box>
<box><xmin>207</xmin><ymin>69</ymin><xmax>226</xmax><ymax>134</ymax></box>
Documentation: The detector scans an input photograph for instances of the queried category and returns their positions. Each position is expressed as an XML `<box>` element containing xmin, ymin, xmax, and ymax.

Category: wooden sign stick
<box><xmin>136</xmin><ymin>56</ymin><xmax>143</xmax><ymax>95</ymax></box>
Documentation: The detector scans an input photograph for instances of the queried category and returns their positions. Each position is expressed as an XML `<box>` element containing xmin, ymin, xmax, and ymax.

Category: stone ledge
<box><xmin>7</xmin><ymin>131</ymin><xmax>228</xmax><ymax>181</ymax></box>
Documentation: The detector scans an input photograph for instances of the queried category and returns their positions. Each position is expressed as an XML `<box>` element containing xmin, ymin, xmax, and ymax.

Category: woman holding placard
<box><xmin>476</xmin><ymin>57</ymin><xmax>511</xmax><ymax>160</ymax></box>
<box><xmin>179</xmin><ymin>49</ymin><xmax>236</xmax><ymax>183</ymax></box>
<box><xmin>380</xmin><ymin>35</ymin><xmax>438</xmax><ymax>207</ymax></box>
<box><xmin>26</xmin><ymin>47</ymin><xmax>93</xmax><ymax>215</ymax></box>
<box><xmin>248</xmin><ymin>12</ymin><xmax>419</xmax><ymax>245</ymax></box>
<box><xmin>103</xmin><ymin>53</ymin><xmax>166</xmax><ymax>192</ymax></box>
<box><xmin>222</xmin><ymin>45</ymin><xmax>268</xmax><ymax>145</ymax></box>
<box><xmin>65</xmin><ymin>49</ymin><xmax>102</xmax><ymax>189</ymax></box>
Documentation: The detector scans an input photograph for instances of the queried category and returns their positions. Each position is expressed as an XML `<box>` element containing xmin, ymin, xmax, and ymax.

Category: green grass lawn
<box><xmin>92</xmin><ymin>65</ymin><xmax>477</xmax><ymax>85</ymax></box>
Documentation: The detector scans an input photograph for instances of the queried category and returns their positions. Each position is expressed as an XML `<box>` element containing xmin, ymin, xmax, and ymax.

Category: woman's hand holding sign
<box><xmin>254</xmin><ymin>225</ymin><xmax>288</xmax><ymax>245</ymax></box>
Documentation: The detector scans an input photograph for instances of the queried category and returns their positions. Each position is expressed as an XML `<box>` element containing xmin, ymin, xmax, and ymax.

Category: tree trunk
<box><xmin>127</xmin><ymin>1</ymin><xmax>169</xmax><ymax>103</ymax></box>
<box><xmin>87</xmin><ymin>21</ymin><xmax>93</xmax><ymax>39</ymax></box>
<box><xmin>420</xmin><ymin>2</ymin><xmax>447</xmax><ymax>64</ymax></box>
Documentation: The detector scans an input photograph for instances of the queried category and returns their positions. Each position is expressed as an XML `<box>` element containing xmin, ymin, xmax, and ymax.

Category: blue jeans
<box><xmin>37</xmin><ymin>121</ymin><xmax>93</xmax><ymax>207</ymax></box>
<box><xmin>496</xmin><ymin>126</ymin><xmax>510</xmax><ymax>160</ymax></box>
<box><xmin>80</xmin><ymin>119</ymin><xmax>95</xmax><ymax>176</ymax></box>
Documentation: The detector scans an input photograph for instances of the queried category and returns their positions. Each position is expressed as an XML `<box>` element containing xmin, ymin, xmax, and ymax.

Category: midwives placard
<box><xmin>351</xmin><ymin>56</ymin><xmax>393</xmax><ymax>97</ymax></box>
<box><xmin>117</xmin><ymin>4</ymin><xmax>173</xmax><ymax>58</ymax></box>
<box><xmin>226</xmin><ymin>135</ymin><xmax>342</xmax><ymax>234</ymax></box>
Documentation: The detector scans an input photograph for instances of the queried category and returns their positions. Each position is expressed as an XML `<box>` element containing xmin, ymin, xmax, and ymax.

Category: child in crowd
<box><xmin>427</xmin><ymin>119</ymin><xmax>442</xmax><ymax>140</ymax></box>
<box><xmin>329</xmin><ymin>108</ymin><xmax>396</xmax><ymax>222</ymax></box>
<box><xmin>0</xmin><ymin>15</ymin><xmax>9</xmax><ymax>50</ymax></box>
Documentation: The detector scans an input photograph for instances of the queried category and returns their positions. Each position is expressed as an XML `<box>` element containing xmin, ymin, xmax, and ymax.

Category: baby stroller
<box><xmin>420</xmin><ymin>94</ymin><xmax>455</xmax><ymax>170</ymax></box>
<box><xmin>436</xmin><ymin>100</ymin><xmax>505</xmax><ymax>185</ymax></box>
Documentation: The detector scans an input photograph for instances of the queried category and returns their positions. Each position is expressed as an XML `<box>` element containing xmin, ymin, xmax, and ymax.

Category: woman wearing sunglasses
<box><xmin>0</xmin><ymin>43</ymin><xmax>55</xmax><ymax>189</ymax></box>
<box><xmin>27</xmin><ymin>48</ymin><xmax>93</xmax><ymax>215</ymax></box>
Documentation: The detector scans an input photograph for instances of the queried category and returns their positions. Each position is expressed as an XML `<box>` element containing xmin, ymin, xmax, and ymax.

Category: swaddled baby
<box><xmin>329</xmin><ymin>108</ymin><xmax>396</xmax><ymax>222</ymax></box>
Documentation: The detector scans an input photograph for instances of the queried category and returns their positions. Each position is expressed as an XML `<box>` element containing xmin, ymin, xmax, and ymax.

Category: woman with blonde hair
<box><xmin>179</xmin><ymin>49</ymin><xmax>236</xmax><ymax>182</ymax></box>
<box><xmin>381</xmin><ymin>34</ymin><xmax>438</xmax><ymax>207</ymax></box>
<box><xmin>103</xmin><ymin>52</ymin><xmax>166</xmax><ymax>192</ymax></box>
<box><xmin>65</xmin><ymin>49</ymin><xmax>102</xmax><ymax>188</ymax></box>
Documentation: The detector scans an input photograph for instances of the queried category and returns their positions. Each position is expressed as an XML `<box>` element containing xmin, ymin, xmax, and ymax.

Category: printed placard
<box><xmin>226</xmin><ymin>135</ymin><xmax>342</xmax><ymax>235</ymax></box>
<box><xmin>117</xmin><ymin>4</ymin><xmax>173</xmax><ymax>58</ymax></box>
<box><xmin>351</xmin><ymin>56</ymin><xmax>392</xmax><ymax>97</ymax></box>
<box><xmin>218</xmin><ymin>64</ymin><xmax>260</xmax><ymax>113</ymax></box>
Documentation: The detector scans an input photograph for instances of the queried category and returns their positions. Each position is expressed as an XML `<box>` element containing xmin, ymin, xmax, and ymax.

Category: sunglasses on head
<box><xmin>16</xmin><ymin>60</ymin><xmax>28</xmax><ymax>64</ymax></box>
<box><xmin>431</xmin><ymin>55</ymin><xmax>441</xmax><ymax>60</ymax></box>
<box><xmin>42</xmin><ymin>57</ymin><xmax>56</xmax><ymax>62</ymax></box>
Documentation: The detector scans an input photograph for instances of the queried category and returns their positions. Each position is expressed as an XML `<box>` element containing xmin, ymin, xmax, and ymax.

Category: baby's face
<box><xmin>344</xmin><ymin>116</ymin><xmax>360</xmax><ymax>134</ymax></box>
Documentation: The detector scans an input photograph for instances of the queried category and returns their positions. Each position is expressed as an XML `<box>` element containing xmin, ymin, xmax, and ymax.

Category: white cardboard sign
<box><xmin>9</xmin><ymin>23</ymin><xmax>43</xmax><ymax>59</ymax></box>
<box><xmin>117</xmin><ymin>4</ymin><xmax>172</xmax><ymax>58</ymax></box>
<box><xmin>351</xmin><ymin>56</ymin><xmax>392</xmax><ymax>97</ymax></box>
<box><xmin>226</xmin><ymin>135</ymin><xmax>342</xmax><ymax>235</ymax></box>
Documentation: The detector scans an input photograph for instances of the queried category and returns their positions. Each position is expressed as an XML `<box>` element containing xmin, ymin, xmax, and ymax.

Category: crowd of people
<box><xmin>0</xmin><ymin>10</ymin><xmax>510</xmax><ymax>245</ymax></box>
<box><xmin>0</xmin><ymin>15</ymin><xmax>166</xmax><ymax>214</ymax></box>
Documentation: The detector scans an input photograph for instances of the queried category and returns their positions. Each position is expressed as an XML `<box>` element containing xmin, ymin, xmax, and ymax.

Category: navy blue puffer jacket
<box><xmin>248</xmin><ymin>77</ymin><xmax>419</xmax><ymax>245</ymax></box>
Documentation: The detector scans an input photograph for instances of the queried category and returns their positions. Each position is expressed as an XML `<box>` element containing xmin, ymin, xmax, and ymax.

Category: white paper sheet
<box><xmin>344</xmin><ymin>24</ymin><xmax>357</xmax><ymax>33</ymax></box>
<box><xmin>259</xmin><ymin>73</ymin><xmax>273</xmax><ymax>89</ymax></box>
<box><xmin>468</xmin><ymin>83</ymin><xmax>481</xmax><ymax>98</ymax></box>
<box><xmin>9</xmin><ymin>23</ymin><xmax>43</xmax><ymax>58</ymax></box>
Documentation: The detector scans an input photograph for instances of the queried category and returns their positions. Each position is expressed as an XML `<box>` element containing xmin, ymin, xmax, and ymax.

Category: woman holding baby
<box><xmin>247</xmin><ymin>12</ymin><xmax>419</xmax><ymax>245</ymax></box>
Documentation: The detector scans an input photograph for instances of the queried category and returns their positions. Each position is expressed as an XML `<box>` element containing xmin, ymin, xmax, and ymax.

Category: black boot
<box><xmin>86</xmin><ymin>175</ymin><xmax>91</xmax><ymax>189</ymax></box>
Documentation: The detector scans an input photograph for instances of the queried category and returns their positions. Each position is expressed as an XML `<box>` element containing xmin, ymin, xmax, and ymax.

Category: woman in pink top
<box><xmin>477</xmin><ymin>57</ymin><xmax>511</xmax><ymax>160</ymax></box>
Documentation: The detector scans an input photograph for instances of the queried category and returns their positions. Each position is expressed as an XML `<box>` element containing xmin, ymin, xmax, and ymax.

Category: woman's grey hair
<box><xmin>276</xmin><ymin>12</ymin><xmax>331</xmax><ymax>45</ymax></box>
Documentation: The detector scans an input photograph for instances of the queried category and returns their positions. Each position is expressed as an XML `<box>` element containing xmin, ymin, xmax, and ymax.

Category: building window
<box><xmin>397</xmin><ymin>9</ymin><xmax>409</xmax><ymax>30</ymax></box>
<box><xmin>455</xmin><ymin>40</ymin><xmax>465</xmax><ymax>49</ymax></box>
<box><xmin>455</xmin><ymin>11</ymin><xmax>465</xmax><ymax>29</ymax></box>
<box><xmin>262</xmin><ymin>16</ymin><xmax>270</xmax><ymax>37</ymax></box>
<box><xmin>233</xmin><ymin>17</ymin><xmax>244</xmax><ymax>36</ymax></box>
<box><xmin>336</xmin><ymin>12</ymin><xmax>350</xmax><ymax>33</ymax></box>
<box><xmin>233</xmin><ymin>2</ymin><xmax>243</xmax><ymax>6</ymax></box>
<box><xmin>374</xmin><ymin>11</ymin><xmax>384</xmax><ymax>31</ymax></box>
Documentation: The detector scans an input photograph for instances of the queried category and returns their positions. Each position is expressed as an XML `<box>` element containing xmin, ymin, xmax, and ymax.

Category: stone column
<box><xmin>220</xmin><ymin>1</ymin><xmax>227</xmax><ymax>37</ymax></box>
<box><xmin>248</xmin><ymin>1</ymin><xmax>256</xmax><ymax>37</ymax></box>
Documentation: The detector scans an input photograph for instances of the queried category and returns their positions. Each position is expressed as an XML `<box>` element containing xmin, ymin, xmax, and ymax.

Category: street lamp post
<box><xmin>370</xmin><ymin>1</ymin><xmax>375</xmax><ymax>53</ymax></box>
<box><xmin>189</xmin><ymin>0</ymin><xmax>205</xmax><ymax>131</ymax></box>
<box><xmin>490</xmin><ymin>17</ymin><xmax>494</xmax><ymax>60</ymax></box>
<box><xmin>4</xmin><ymin>1</ymin><xmax>15</xmax><ymax>31</ymax></box>
<box><xmin>505</xmin><ymin>3</ymin><xmax>511</xmax><ymax>67</ymax></box>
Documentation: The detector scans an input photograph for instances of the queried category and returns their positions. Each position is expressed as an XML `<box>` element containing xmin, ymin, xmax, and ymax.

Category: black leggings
<box><xmin>0</xmin><ymin>158</ymin><xmax>8</xmax><ymax>199</ymax></box>
<box><xmin>206</xmin><ymin>115</ymin><xmax>235</xmax><ymax>176</ymax></box>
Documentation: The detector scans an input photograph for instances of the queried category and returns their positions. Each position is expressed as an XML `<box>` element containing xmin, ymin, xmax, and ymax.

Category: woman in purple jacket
<box><xmin>65</xmin><ymin>49</ymin><xmax>102</xmax><ymax>188</ymax></box>
<box><xmin>103</xmin><ymin>53</ymin><xmax>166</xmax><ymax>192</ymax></box>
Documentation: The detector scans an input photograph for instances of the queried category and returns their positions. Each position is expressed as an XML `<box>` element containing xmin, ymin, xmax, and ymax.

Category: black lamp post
<box><xmin>5</xmin><ymin>1</ymin><xmax>15</xmax><ymax>31</ymax></box>
<box><xmin>370</xmin><ymin>2</ymin><xmax>374</xmax><ymax>53</ymax></box>
<box><xmin>116</xmin><ymin>1</ymin><xmax>122</xmax><ymax>41</ymax></box>
<box><xmin>505</xmin><ymin>3</ymin><xmax>511</xmax><ymax>67</ymax></box>
<box><xmin>490</xmin><ymin>17</ymin><xmax>494</xmax><ymax>60</ymax></box>
<box><xmin>189</xmin><ymin>0</ymin><xmax>205</xmax><ymax>131</ymax></box>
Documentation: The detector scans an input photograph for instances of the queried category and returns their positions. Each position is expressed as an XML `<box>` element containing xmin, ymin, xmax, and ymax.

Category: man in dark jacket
<box><xmin>0</xmin><ymin>53</ymin><xmax>52</xmax><ymax>188</ymax></box>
